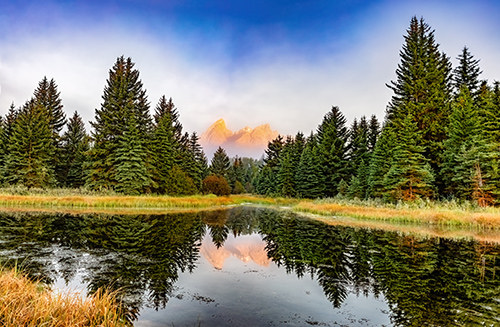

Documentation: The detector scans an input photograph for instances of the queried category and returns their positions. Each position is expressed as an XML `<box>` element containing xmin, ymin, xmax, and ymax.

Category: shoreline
<box><xmin>1</xmin><ymin>193</ymin><xmax>500</xmax><ymax>236</ymax></box>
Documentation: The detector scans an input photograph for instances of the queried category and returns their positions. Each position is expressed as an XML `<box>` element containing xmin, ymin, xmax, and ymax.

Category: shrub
<box><xmin>202</xmin><ymin>175</ymin><xmax>231</xmax><ymax>196</ymax></box>
<box><xmin>232</xmin><ymin>181</ymin><xmax>245</xmax><ymax>194</ymax></box>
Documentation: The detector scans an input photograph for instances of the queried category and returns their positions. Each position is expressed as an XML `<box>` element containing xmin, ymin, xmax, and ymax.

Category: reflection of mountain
<box><xmin>200</xmin><ymin>119</ymin><xmax>279</xmax><ymax>158</ymax></box>
<box><xmin>200</xmin><ymin>233</ymin><xmax>270</xmax><ymax>269</ymax></box>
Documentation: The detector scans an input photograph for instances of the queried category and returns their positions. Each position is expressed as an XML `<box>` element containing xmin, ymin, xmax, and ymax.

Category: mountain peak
<box><xmin>200</xmin><ymin>118</ymin><xmax>233</xmax><ymax>145</ymax></box>
<box><xmin>200</xmin><ymin>119</ymin><xmax>279</xmax><ymax>158</ymax></box>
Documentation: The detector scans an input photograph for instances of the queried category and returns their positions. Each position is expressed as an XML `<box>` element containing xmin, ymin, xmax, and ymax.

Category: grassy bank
<box><xmin>0</xmin><ymin>269</ymin><xmax>128</xmax><ymax>327</ymax></box>
<box><xmin>293</xmin><ymin>197</ymin><xmax>500</xmax><ymax>229</ymax></box>
<box><xmin>1</xmin><ymin>187</ymin><xmax>500</xmax><ymax>229</ymax></box>
<box><xmin>0</xmin><ymin>189</ymin><xmax>283</xmax><ymax>209</ymax></box>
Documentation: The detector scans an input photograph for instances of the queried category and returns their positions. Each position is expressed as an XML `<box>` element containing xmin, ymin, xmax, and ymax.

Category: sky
<box><xmin>1</xmin><ymin>0</ymin><xmax>500</xmax><ymax>137</ymax></box>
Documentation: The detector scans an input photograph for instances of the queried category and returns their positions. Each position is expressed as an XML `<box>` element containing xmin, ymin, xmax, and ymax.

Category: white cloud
<box><xmin>1</xmin><ymin>0</ymin><xmax>500</xmax><ymax>141</ymax></box>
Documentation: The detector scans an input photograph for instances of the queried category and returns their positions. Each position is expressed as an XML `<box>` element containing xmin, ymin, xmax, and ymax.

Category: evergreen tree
<box><xmin>295</xmin><ymin>135</ymin><xmax>325</xmax><ymax>198</ymax></box>
<box><xmin>33</xmin><ymin>77</ymin><xmax>66</xmax><ymax>141</ymax></box>
<box><xmin>164</xmin><ymin>165</ymin><xmax>198</xmax><ymax>195</ymax></box>
<box><xmin>33</xmin><ymin>77</ymin><xmax>67</xmax><ymax>185</ymax></box>
<box><xmin>367</xmin><ymin>115</ymin><xmax>380</xmax><ymax>152</ymax></box>
<box><xmin>153</xmin><ymin>96</ymin><xmax>183</xmax><ymax>142</ymax></box>
<box><xmin>114</xmin><ymin>116</ymin><xmax>152</xmax><ymax>195</ymax></box>
<box><xmin>87</xmin><ymin>56</ymin><xmax>153</xmax><ymax>191</ymax></box>
<box><xmin>151</xmin><ymin>103</ymin><xmax>175</xmax><ymax>193</ymax></box>
<box><xmin>478</xmin><ymin>81</ymin><xmax>500</xmax><ymax>143</ymax></box>
<box><xmin>179</xmin><ymin>132</ymin><xmax>206</xmax><ymax>190</ymax></box>
<box><xmin>317</xmin><ymin>106</ymin><xmax>349</xmax><ymax>197</ymax></box>
<box><xmin>210</xmin><ymin>147</ymin><xmax>231</xmax><ymax>179</ymax></box>
<box><xmin>453</xmin><ymin>46</ymin><xmax>482</xmax><ymax>97</ymax></box>
<box><xmin>60</xmin><ymin>111</ymin><xmax>90</xmax><ymax>188</ymax></box>
<box><xmin>441</xmin><ymin>87</ymin><xmax>481</xmax><ymax>197</ymax></box>
<box><xmin>386</xmin><ymin>17</ymin><xmax>452</xmax><ymax>190</ymax></box>
<box><xmin>368</xmin><ymin>125</ymin><xmax>397</xmax><ymax>198</ymax></box>
<box><xmin>442</xmin><ymin>87</ymin><xmax>498</xmax><ymax>202</ymax></box>
<box><xmin>257</xmin><ymin>135</ymin><xmax>284</xmax><ymax>195</ymax></box>
<box><xmin>3</xmin><ymin>103</ymin><xmax>18</xmax><ymax>142</ymax></box>
<box><xmin>228</xmin><ymin>156</ymin><xmax>245</xmax><ymax>191</ymax></box>
<box><xmin>348</xmin><ymin>116</ymin><xmax>370</xmax><ymax>175</ymax></box>
<box><xmin>383</xmin><ymin>113</ymin><xmax>435</xmax><ymax>201</ymax></box>
<box><xmin>255</xmin><ymin>165</ymin><xmax>275</xmax><ymax>196</ymax></box>
<box><xmin>347</xmin><ymin>159</ymin><xmax>369</xmax><ymax>199</ymax></box>
<box><xmin>0</xmin><ymin>103</ymin><xmax>18</xmax><ymax>184</ymax></box>
<box><xmin>4</xmin><ymin>99</ymin><xmax>55</xmax><ymax>188</ymax></box>
<box><xmin>274</xmin><ymin>136</ymin><xmax>295</xmax><ymax>197</ymax></box>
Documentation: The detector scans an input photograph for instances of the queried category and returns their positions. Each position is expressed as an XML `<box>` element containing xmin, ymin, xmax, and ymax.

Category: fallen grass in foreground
<box><xmin>0</xmin><ymin>269</ymin><xmax>128</xmax><ymax>327</ymax></box>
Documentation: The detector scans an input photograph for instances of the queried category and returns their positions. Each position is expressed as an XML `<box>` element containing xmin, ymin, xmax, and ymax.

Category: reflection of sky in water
<box><xmin>137</xmin><ymin>233</ymin><xmax>391</xmax><ymax>327</ymax></box>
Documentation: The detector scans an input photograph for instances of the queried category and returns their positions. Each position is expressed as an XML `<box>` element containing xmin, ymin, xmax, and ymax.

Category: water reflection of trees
<box><xmin>257</xmin><ymin>209</ymin><xmax>500</xmax><ymax>326</ymax></box>
<box><xmin>0</xmin><ymin>211</ymin><xmax>205</xmax><ymax>320</ymax></box>
<box><xmin>1</xmin><ymin>208</ymin><xmax>500</xmax><ymax>326</ymax></box>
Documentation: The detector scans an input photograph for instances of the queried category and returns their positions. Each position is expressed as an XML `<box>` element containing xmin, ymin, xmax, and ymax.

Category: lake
<box><xmin>0</xmin><ymin>206</ymin><xmax>499</xmax><ymax>326</ymax></box>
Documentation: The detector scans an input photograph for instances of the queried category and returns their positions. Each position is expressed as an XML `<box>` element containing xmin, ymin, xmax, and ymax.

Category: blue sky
<box><xmin>1</xmin><ymin>0</ymin><xmax>500</xmax><ymax>136</ymax></box>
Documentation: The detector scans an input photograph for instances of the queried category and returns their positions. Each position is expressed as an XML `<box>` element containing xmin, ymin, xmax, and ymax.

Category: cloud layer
<box><xmin>1</xmin><ymin>1</ymin><xmax>499</xmax><ymax>139</ymax></box>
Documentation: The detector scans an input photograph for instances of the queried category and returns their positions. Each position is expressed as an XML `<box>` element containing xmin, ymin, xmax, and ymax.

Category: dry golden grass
<box><xmin>293</xmin><ymin>201</ymin><xmax>500</xmax><ymax>229</ymax></box>
<box><xmin>0</xmin><ymin>270</ymin><xmax>128</xmax><ymax>327</ymax></box>
<box><xmin>0</xmin><ymin>194</ymin><xmax>270</xmax><ymax>208</ymax></box>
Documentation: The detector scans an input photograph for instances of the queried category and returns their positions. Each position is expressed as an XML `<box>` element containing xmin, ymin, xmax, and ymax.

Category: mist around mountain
<box><xmin>200</xmin><ymin>118</ymin><xmax>279</xmax><ymax>158</ymax></box>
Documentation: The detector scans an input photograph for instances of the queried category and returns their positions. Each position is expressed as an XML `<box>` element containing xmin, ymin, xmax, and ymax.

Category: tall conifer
<box><xmin>87</xmin><ymin>56</ymin><xmax>152</xmax><ymax>191</ymax></box>
<box><xmin>60</xmin><ymin>111</ymin><xmax>90</xmax><ymax>188</ymax></box>
<box><xmin>453</xmin><ymin>47</ymin><xmax>482</xmax><ymax>97</ymax></box>
<box><xmin>4</xmin><ymin>99</ymin><xmax>55</xmax><ymax>188</ymax></box>
<box><xmin>386</xmin><ymin>17</ymin><xmax>452</xmax><ymax>190</ymax></box>
<box><xmin>383</xmin><ymin>113</ymin><xmax>435</xmax><ymax>201</ymax></box>
<box><xmin>317</xmin><ymin>106</ymin><xmax>349</xmax><ymax>197</ymax></box>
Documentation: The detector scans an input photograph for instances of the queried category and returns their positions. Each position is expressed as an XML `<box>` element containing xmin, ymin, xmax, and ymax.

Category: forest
<box><xmin>1</xmin><ymin>16</ymin><xmax>499</xmax><ymax>205</ymax></box>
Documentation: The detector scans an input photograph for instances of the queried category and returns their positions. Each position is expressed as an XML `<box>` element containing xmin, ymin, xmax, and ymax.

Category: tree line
<box><xmin>255</xmin><ymin>16</ymin><xmax>500</xmax><ymax>205</ymax></box>
<box><xmin>0</xmin><ymin>56</ymin><xmax>260</xmax><ymax>195</ymax></box>
<box><xmin>2</xmin><ymin>16</ymin><xmax>499</xmax><ymax>203</ymax></box>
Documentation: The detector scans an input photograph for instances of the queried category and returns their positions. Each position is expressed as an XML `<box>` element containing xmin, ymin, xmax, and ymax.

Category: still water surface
<box><xmin>0</xmin><ymin>207</ymin><xmax>499</xmax><ymax>326</ymax></box>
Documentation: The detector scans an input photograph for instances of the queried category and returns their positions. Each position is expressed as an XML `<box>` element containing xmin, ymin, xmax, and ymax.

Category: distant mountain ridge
<box><xmin>200</xmin><ymin>118</ymin><xmax>279</xmax><ymax>158</ymax></box>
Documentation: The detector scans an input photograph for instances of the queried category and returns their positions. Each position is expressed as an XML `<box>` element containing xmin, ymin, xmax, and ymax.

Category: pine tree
<box><xmin>368</xmin><ymin>125</ymin><xmax>397</xmax><ymax>198</ymax></box>
<box><xmin>153</xmin><ymin>96</ymin><xmax>183</xmax><ymax>142</ymax></box>
<box><xmin>386</xmin><ymin>17</ymin><xmax>452</xmax><ymax>190</ymax></box>
<box><xmin>33</xmin><ymin>77</ymin><xmax>66</xmax><ymax>141</ymax></box>
<box><xmin>210</xmin><ymin>147</ymin><xmax>231</xmax><ymax>179</ymax></box>
<box><xmin>87</xmin><ymin>56</ymin><xmax>152</xmax><ymax>191</ymax></box>
<box><xmin>347</xmin><ymin>159</ymin><xmax>369</xmax><ymax>199</ymax></box>
<box><xmin>317</xmin><ymin>106</ymin><xmax>349</xmax><ymax>197</ymax></box>
<box><xmin>453</xmin><ymin>46</ymin><xmax>482</xmax><ymax>97</ymax></box>
<box><xmin>453</xmin><ymin>136</ymin><xmax>498</xmax><ymax>205</ymax></box>
<box><xmin>295</xmin><ymin>135</ymin><xmax>325</xmax><ymax>198</ymax></box>
<box><xmin>178</xmin><ymin>132</ymin><xmax>206</xmax><ymax>190</ymax></box>
<box><xmin>348</xmin><ymin>116</ymin><xmax>370</xmax><ymax>176</ymax></box>
<box><xmin>442</xmin><ymin>87</ymin><xmax>498</xmax><ymax>202</ymax></box>
<box><xmin>441</xmin><ymin>87</ymin><xmax>481</xmax><ymax>197</ymax></box>
<box><xmin>164</xmin><ymin>165</ymin><xmax>198</xmax><ymax>195</ymax></box>
<box><xmin>151</xmin><ymin>99</ymin><xmax>176</xmax><ymax>193</ymax></box>
<box><xmin>258</xmin><ymin>135</ymin><xmax>284</xmax><ymax>195</ymax></box>
<box><xmin>4</xmin><ymin>99</ymin><xmax>55</xmax><ymax>188</ymax></box>
<box><xmin>383</xmin><ymin>113</ymin><xmax>435</xmax><ymax>201</ymax></box>
<box><xmin>60</xmin><ymin>111</ymin><xmax>90</xmax><ymax>188</ymax></box>
<box><xmin>33</xmin><ymin>77</ymin><xmax>67</xmax><ymax>185</ymax></box>
<box><xmin>0</xmin><ymin>103</ymin><xmax>18</xmax><ymax>184</ymax></box>
<box><xmin>114</xmin><ymin>116</ymin><xmax>152</xmax><ymax>195</ymax></box>
<box><xmin>367</xmin><ymin>115</ymin><xmax>380</xmax><ymax>152</ymax></box>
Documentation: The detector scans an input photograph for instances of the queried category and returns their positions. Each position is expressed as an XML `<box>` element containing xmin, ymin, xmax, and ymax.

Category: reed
<box><xmin>0</xmin><ymin>269</ymin><xmax>128</xmax><ymax>327</ymax></box>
